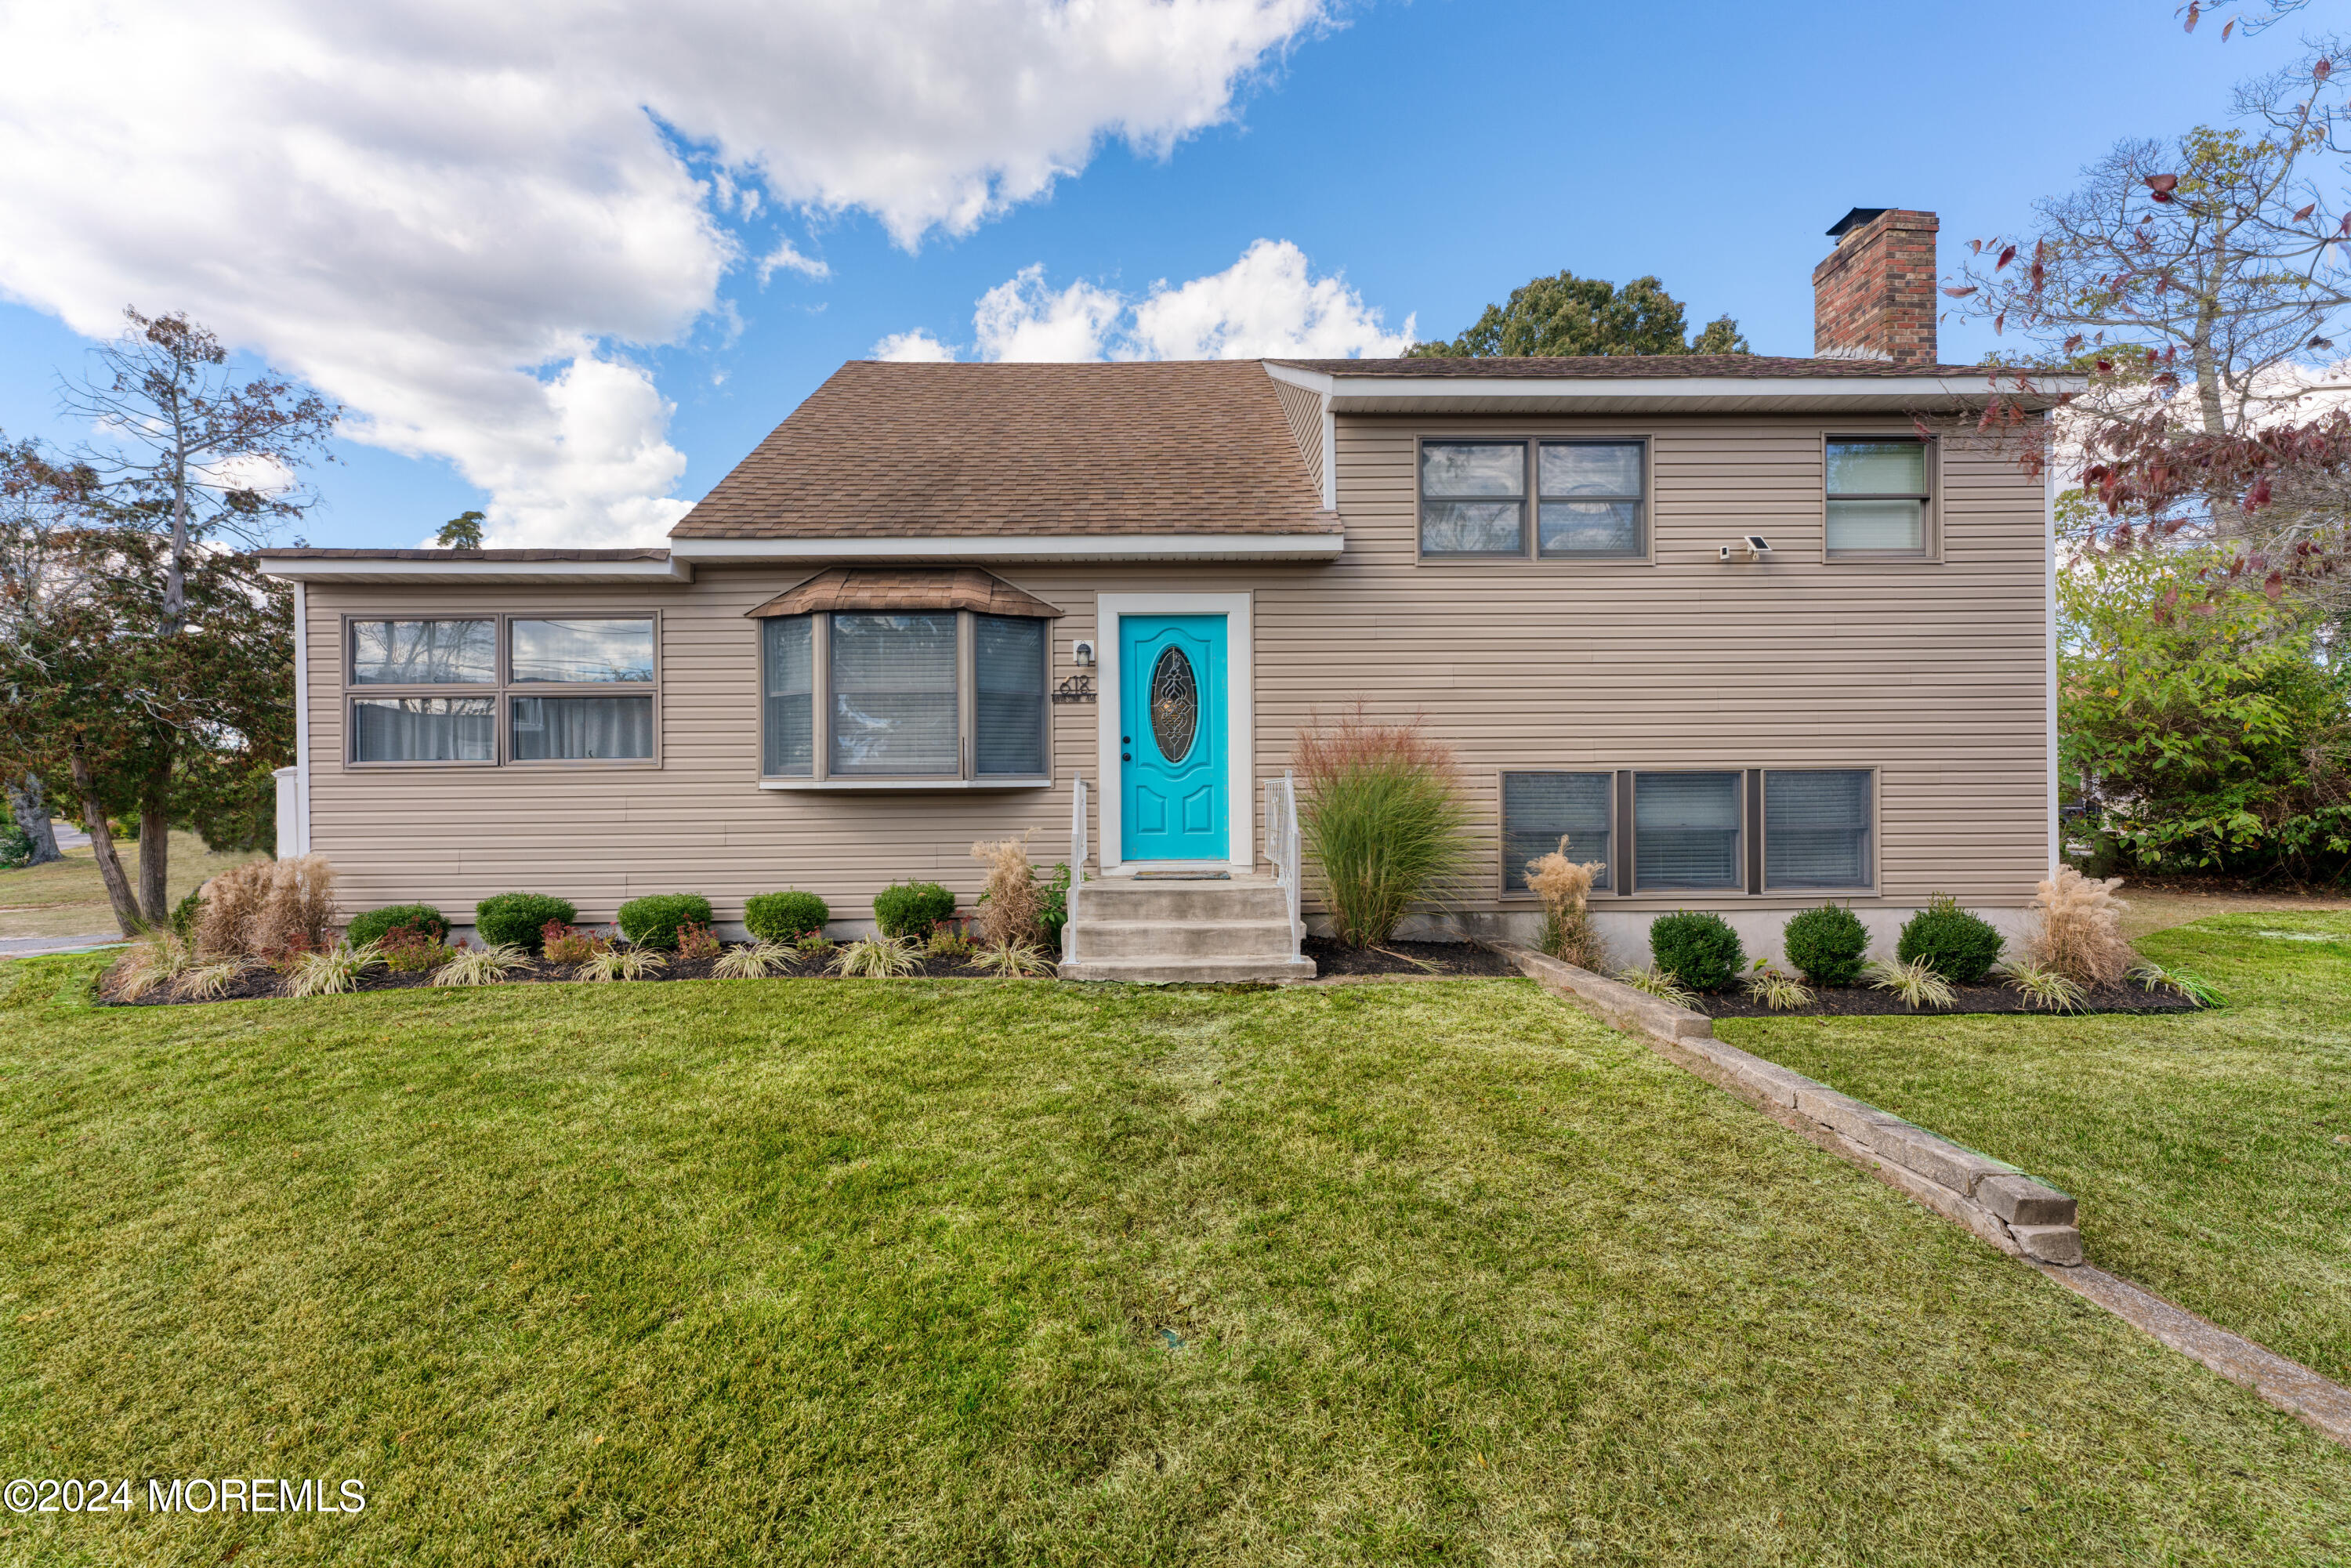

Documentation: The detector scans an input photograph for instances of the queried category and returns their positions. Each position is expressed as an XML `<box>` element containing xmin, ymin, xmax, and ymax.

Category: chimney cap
<box><xmin>1826</xmin><ymin>207</ymin><xmax>1890</xmax><ymax>239</ymax></box>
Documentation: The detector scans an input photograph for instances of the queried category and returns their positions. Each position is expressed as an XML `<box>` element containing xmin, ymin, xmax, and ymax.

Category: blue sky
<box><xmin>0</xmin><ymin>0</ymin><xmax>2300</xmax><ymax>549</ymax></box>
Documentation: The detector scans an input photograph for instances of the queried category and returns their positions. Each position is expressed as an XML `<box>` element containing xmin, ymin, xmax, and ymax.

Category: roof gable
<box><xmin>671</xmin><ymin>360</ymin><xmax>1335</xmax><ymax>543</ymax></box>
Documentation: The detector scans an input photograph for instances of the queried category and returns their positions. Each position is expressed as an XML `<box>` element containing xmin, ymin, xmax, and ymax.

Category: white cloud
<box><xmin>891</xmin><ymin>241</ymin><xmax>1412</xmax><ymax>364</ymax></box>
<box><xmin>0</xmin><ymin>0</ymin><xmax>1329</xmax><ymax>545</ymax></box>
<box><xmin>871</xmin><ymin>329</ymin><xmax>956</xmax><ymax>364</ymax></box>
<box><xmin>974</xmin><ymin>266</ymin><xmax>1129</xmax><ymax>361</ymax></box>
<box><xmin>756</xmin><ymin>240</ymin><xmax>830</xmax><ymax>284</ymax></box>
<box><xmin>1128</xmin><ymin>239</ymin><xmax>1414</xmax><ymax>359</ymax></box>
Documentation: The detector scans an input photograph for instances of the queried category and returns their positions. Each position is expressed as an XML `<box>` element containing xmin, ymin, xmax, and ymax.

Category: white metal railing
<box><xmin>1066</xmin><ymin>773</ymin><xmax>1088</xmax><ymax>962</ymax></box>
<box><xmin>1263</xmin><ymin>770</ymin><xmax>1302</xmax><ymax>958</ymax></box>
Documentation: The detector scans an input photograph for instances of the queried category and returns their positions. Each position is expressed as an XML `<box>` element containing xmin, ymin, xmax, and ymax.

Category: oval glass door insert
<box><xmin>1149</xmin><ymin>646</ymin><xmax>1198</xmax><ymax>762</ymax></box>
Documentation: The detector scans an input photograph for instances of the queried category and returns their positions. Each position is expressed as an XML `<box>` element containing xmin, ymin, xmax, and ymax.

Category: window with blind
<box><xmin>1632</xmin><ymin>772</ymin><xmax>1743</xmax><ymax>891</ymax></box>
<box><xmin>758</xmin><ymin>609</ymin><xmax>1053</xmax><ymax>784</ymax></box>
<box><xmin>345</xmin><ymin>614</ymin><xmax>657</xmax><ymax>766</ymax></box>
<box><xmin>1500</xmin><ymin>772</ymin><xmax>1613</xmax><ymax>893</ymax></box>
<box><xmin>1421</xmin><ymin>438</ymin><xmax>1649</xmax><ymax>560</ymax></box>
<box><xmin>1764</xmin><ymin>770</ymin><xmax>1874</xmax><ymax>889</ymax></box>
<box><xmin>1826</xmin><ymin>438</ymin><xmax>1932</xmax><ymax>556</ymax></box>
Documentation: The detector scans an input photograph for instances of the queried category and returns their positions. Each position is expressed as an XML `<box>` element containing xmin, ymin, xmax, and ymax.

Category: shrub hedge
<box><xmin>346</xmin><ymin>904</ymin><xmax>449</xmax><ymax>949</ymax></box>
<box><xmin>617</xmin><ymin>893</ymin><xmax>715</xmax><ymax>951</ymax></box>
<box><xmin>1648</xmin><ymin>911</ymin><xmax>1744</xmax><ymax>993</ymax></box>
<box><xmin>872</xmin><ymin>881</ymin><xmax>956</xmax><ymax>939</ymax></box>
<box><xmin>1783</xmin><ymin>904</ymin><xmax>1868</xmax><ymax>988</ymax></box>
<box><xmin>745</xmin><ymin>891</ymin><xmax>830</xmax><ymax>943</ymax></box>
<box><xmin>1896</xmin><ymin>896</ymin><xmax>2005</xmax><ymax>984</ymax></box>
<box><xmin>476</xmin><ymin>893</ymin><xmax>577</xmax><ymax>952</ymax></box>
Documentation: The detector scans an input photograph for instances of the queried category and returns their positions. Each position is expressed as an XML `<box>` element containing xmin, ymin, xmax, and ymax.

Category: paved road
<box><xmin>0</xmin><ymin>932</ymin><xmax>126</xmax><ymax>958</ymax></box>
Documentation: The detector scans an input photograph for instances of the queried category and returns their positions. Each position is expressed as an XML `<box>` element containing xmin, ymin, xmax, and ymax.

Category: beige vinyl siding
<box><xmin>1269</xmin><ymin>376</ymin><xmax>1325</xmax><ymax>498</ymax></box>
<box><xmin>299</xmin><ymin>411</ymin><xmax>2048</xmax><ymax>925</ymax></box>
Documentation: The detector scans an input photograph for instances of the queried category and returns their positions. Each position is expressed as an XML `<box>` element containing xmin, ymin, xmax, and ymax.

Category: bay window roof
<box><xmin>744</xmin><ymin>567</ymin><xmax>1063</xmax><ymax>621</ymax></box>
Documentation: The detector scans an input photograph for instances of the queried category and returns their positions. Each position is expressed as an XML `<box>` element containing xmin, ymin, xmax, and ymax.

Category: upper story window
<box><xmin>757</xmin><ymin>600</ymin><xmax>1052</xmax><ymax>786</ymax></box>
<box><xmin>1825</xmin><ymin>438</ymin><xmax>1932</xmax><ymax>557</ymax></box>
<box><xmin>346</xmin><ymin>615</ymin><xmax>657</xmax><ymax>766</ymax></box>
<box><xmin>1420</xmin><ymin>439</ymin><xmax>1646</xmax><ymax>560</ymax></box>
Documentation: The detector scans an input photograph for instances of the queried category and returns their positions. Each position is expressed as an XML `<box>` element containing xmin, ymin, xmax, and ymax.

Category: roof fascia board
<box><xmin>1324</xmin><ymin>374</ymin><xmax>2085</xmax><ymax>405</ymax></box>
<box><xmin>259</xmin><ymin>556</ymin><xmax>693</xmax><ymax>584</ymax></box>
<box><xmin>1259</xmin><ymin>361</ymin><xmax>1339</xmax><ymax>510</ymax></box>
<box><xmin>668</xmin><ymin>534</ymin><xmax>1344</xmax><ymax>563</ymax></box>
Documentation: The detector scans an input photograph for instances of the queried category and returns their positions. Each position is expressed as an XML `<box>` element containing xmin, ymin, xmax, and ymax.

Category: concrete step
<box><xmin>1056</xmin><ymin>954</ymin><xmax>1319</xmax><ymax>985</ymax></box>
<box><xmin>1077</xmin><ymin>878</ymin><xmax>1289</xmax><ymax>922</ymax></box>
<box><xmin>1074</xmin><ymin>917</ymin><xmax>1299</xmax><ymax>960</ymax></box>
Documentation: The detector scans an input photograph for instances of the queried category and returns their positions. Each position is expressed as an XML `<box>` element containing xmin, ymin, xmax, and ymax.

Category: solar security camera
<box><xmin>1719</xmin><ymin>536</ymin><xmax>1774</xmax><ymax>561</ymax></box>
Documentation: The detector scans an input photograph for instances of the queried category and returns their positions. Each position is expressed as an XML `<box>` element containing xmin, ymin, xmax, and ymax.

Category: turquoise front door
<box><xmin>1119</xmin><ymin>614</ymin><xmax>1227</xmax><ymax>862</ymax></box>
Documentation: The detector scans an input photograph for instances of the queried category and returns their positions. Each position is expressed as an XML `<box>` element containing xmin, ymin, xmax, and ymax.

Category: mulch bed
<box><xmin>96</xmin><ymin>947</ymin><xmax>1033</xmax><ymax>1008</ymax></box>
<box><xmin>1693</xmin><ymin>980</ymin><xmax>2204</xmax><ymax>1020</ymax></box>
<box><xmin>1300</xmin><ymin>937</ymin><xmax>1521</xmax><ymax>980</ymax></box>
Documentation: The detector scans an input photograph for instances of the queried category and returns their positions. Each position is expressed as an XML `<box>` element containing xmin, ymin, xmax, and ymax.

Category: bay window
<box><xmin>756</xmin><ymin>602</ymin><xmax>1053</xmax><ymax>786</ymax></box>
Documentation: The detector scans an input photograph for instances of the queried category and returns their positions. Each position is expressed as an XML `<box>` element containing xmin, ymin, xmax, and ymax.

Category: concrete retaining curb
<box><xmin>1502</xmin><ymin>947</ymin><xmax>2083</xmax><ymax>1267</ymax></box>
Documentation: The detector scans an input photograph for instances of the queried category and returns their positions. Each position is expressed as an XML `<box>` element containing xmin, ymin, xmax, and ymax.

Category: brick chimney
<box><xmin>1811</xmin><ymin>208</ymin><xmax>1939</xmax><ymax>364</ymax></box>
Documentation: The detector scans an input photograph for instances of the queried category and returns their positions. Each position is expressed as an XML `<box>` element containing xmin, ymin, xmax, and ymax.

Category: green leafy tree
<box><xmin>435</xmin><ymin>509</ymin><xmax>486</xmax><ymax>549</ymax></box>
<box><xmin>0</xmin><ymin>311</ymin><xmax>331</xmax><ymax>932</ymax></box>
<box><xmin>1408</xmin><ymin>271</ymin><xmax>1748</xmax><ymax>359</ymax></box>
<box><xmin>2060</xmin><ymin>523</ymin><xmax>2351</xmax><ymax>875</ymax></box>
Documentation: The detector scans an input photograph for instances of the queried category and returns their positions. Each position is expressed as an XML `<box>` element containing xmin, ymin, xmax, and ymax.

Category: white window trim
<box><xmin>1094</xmin><ymin>591</ymin><xmax>1255</xmax><ymax>877</ymax></box>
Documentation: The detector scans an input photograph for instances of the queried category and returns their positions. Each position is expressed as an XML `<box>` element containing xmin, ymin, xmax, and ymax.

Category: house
<box><xmin>259</xmin><ymin>208</ymin><xmax>2066</xmax><ymax>982</ymax></box>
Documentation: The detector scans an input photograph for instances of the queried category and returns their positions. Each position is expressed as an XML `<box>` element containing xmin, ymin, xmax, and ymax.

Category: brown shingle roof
<box><xmin>744</xmin><ymin>567</ymin><xmax>1063</xmax><ymax>619</ymax></box>
<box><xmin>670</xmin><ymin>360</ymin><xmax>1335</xmax><ymax>541</ymax></box>
<box><xmin>1269</xmin><ymin>354</ymin><xmax>2004</xmax><ymax>378</ymax></box>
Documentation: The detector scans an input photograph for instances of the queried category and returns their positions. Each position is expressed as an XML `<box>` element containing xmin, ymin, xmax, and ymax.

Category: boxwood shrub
<box><xmin>1647</xmin><ymin>910</ymin><xmax>1744</xmax><ymax>993</ymax></box>
<box><xmin>1782</xmin><ymin>903</ymin><xmax>1868</xmax><ymax>988</ymax></box>
<box><xmin>475</xmin><ymin>893</ymin><xmax>577</xmax><ymax>953</ymax></box>
<box><xmin>346</xmin><ymin>904</ymin><xmax>449</xmax><ymax>949</ymax></box>
<box><xmin>872</xmin><ymin>881</ymin><xmax>956</xmax><ymax>940</ymax></box>
<box><xmin>744</xmin><ymin>890</ymin><xmax>829</xmax><ymax>943</ymax></box>
<box><xmin>617</xmin><ymin>893</ymin><xmax>715</xmax><ymax>951</ymax></box>
<box><xmin>1896</xmin><ymin>895</ymin><xmax>2005</xmax><ymax>984</ymax></box>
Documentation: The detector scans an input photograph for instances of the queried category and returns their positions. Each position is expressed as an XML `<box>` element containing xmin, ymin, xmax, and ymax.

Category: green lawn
<box><xmin>1723</xmin><ymin>911</ymin><xmax>2351</xmax><ymax>1391</ymax></box>
<box><xmin>1</xmin><ymin>959</ymin><xmax>2346</xmax><ymax>1565</ymax></box>
<box><xmin>0</xmin><ymin>831</ymin><xmax>262</xmax><ymax>940</ymax></box>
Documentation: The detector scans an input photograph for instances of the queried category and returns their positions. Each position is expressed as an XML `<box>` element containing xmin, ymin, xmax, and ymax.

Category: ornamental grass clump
<box><xmin>1742</xmin><ymin>961</ymin><xmax>1814</xmax><ymax>1011</ymax></box>
<box><xmin>712</xmin><ymin>940</ymin><xmax>795</xmax><ymax>980</ymax></box>
<box><xmin>1866</xmin><ymin>956</ymin><xmax>1955</xmax><ymax>1012</ymax></box>
<box><xmin>972</xmin><ymin>835</ymin><xmax>1044</xmax><ymax>948</ymax></box>
<box><xmin>110</xmin><ymin>933</ymin><xmax>194</xmax><ymax>1001</ymax></box>
<box><xmin>1294</xmin><ymin>708</ymin><xmax>1475</xmax><ymax>947</ymax></box>
<box><xmin>1783</xmin><ymin>904</ymin><xmax>1869</xmax><ymax>988</ymax></box>
<box><xmin>2028</xmin><ymin>866</ymin><xmax>2135</xmax><ymax>987</ymax></box>
<box><xmin>284</xmin><ymin>940</ymin><xmax>383</xmax><ymax>999</ymax></box>
<box><xmin>830</xmin><ymin>935</ymin><xmax>921</xmax><ymax>978</ymax></box>
<box><xmin>1612</xmin><ymin>966</ymin><xmax>1698</xmax><ymax>1009</ymax></box>
<box><xmin>432</xmin><ymin>942</ymin><xmax>527</xmax><ymax>987</ymax></box>
<box><xmin>580</xmin><ymin>939</ymin><xmax>666</xmax><ymax>983</ymax></box>
<box><xmin>1523</xmin><ymin>837</ymin><xmax>1605</xmax><ymax>969</ymax></box>
<box><xmin>2001</xmin><ymin>959</ymin><xmax>2088</xmax><ymax>1014</ymax></box>
<box><xmin>2129</xmin><ymin>960</ymin><xmax>2224</xmax><ymax>1006</ymax></box>
<box><xmin>194</xmin><ymin>855</ymin><xmax>338</xmax><ymax>961</ymax></box>
<box><xmin>965</xmin><ymin>940</ymin><xmax>1054</xmax><ymax>978</ymax></box>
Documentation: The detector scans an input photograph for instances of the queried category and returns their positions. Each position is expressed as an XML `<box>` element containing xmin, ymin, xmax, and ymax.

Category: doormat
<box><xmin>1133</xmin><ymin>870</ymin><xmax>1231</xmax><ymax>881</ymax></box>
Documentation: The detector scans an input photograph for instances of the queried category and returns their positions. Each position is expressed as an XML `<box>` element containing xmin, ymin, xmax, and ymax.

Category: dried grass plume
<box><xmin>2027</xmin><ymin>865</ymin><xmax>2134</xmax><ymax>987</ymax></box>
<box><xmin>1525</xmin><ymin>836</ymin><xmax>1606</xmax><ymax>969</ymax></box>
<box><xmin>971</xmin><ymin>833</ymin><xmax>1043</xmax><ymax>948</ymax></box>
<box><xmin>193</xmin><ymin>855</ymin><xmax>338</xmax><ymax>961</ymax></box>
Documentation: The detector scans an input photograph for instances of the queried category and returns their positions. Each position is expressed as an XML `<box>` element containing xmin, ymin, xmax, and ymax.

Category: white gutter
<box><xmin>259</xmin><ymin>556</ymin><xmax>692</xmax><ymax>584</ymax></box>
<box><xmin>291</xmin><ymin>580</ymin><xmax>312</xmax><ymax>857</ymax></box>
<box><xmin>666</xmin><ymin>533</ymin><xmax>1344</xmax><ymax>563</ymax></box>
<box><xmin>2045</xmin><ymin>446</ymin><xmax>2060</xmax><ymax>876</ymax></box>
<box><xmin>1320</xmin><ymin>373</ymin><xmax>2087</xmax><ymax>406</ymax></box>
